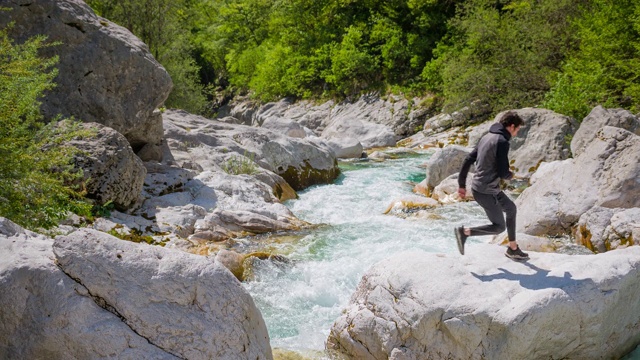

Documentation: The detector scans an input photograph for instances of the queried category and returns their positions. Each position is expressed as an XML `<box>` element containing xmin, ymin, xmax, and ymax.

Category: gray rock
<box><xmin>163</xmin><ymin>109</ymin><xmax>339</xmax><ymax>191</ymax></box>
<box><xmin>0</xmin><ymin>218</ymin><xmax>178</xmax><ymax>360</ymax></box>
<box><xmin>424</xmin><ymin>101</ymin><xmax>491</xmax><ymax>135</ymax></box>
<box><xmin>425</xmin><ymin>145</ymin><xmax>473</xmax><ymax>190</ymax></box>
<box><xmin>516</xmin><ymin>126</ymin><xmax>640</xmax><ymax>236</ymax></box>
<box><xmin>224</xmin><ymin>94</ymin><xmax>438</xmax><ymax>149</ymax></box>
<box><xmin>469</xmin><ymin>108</ymin><xmax>578</xmax><ymax>178</ymax></box>
<box><xmin>0</xmin><ymin>0</ymin><xmax>172</xmax><ymax>151</ymax></box>
<box><xmin>576</xmin><ymin>207</ymin><xmax>640</xmax><ymax>253</ymax></box>
<box><xmin>260</xmin><ymin>117</ymin><xmax>307</xmax><ymax>138</ymax></box>
<box><xmin>327</xmin><ymin>245</ymin><xmax>640</xmax><ymax>360</ymax></box>
<box><xmin>312</xmin><ymin>137</ymin><xmax>364</xmax><ymax>159</ymax></box>
<box><xmin>69</xmin><ymin>122</ymin><xmax>146</xmax><ymax>209</ymax></box>
<box><xmin>432</xmin><ymin>172</ymin><xmax>474</xmax><ymax>203</ymax></box>
<box><xmin>54</xmin><ymin>228</ymin><xmax>273</xmax><ymax>360</ymax></box>
<box><xmin>322</xmin><ymin>116</ymin><xmax>397</xmax><ymax>149</ymax></box>
<box><xmin>571</xmin><ymin>106</ymin><xmax>640</xmax><ymax>157</ymax></box>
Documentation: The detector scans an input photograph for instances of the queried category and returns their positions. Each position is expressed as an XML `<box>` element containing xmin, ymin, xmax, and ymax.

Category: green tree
<box><xmin>0</xmin><ymin>27</ymin><xmax>91</xmax><ymax>230</ymax></box>
<box><xmin>544</xmin><ymin>0</ymin><xmax>640</xmax><ymax>120</ymax></box>
<box><xmin>88</xmin><ymin>0</ymin><xmax>209</xmax><ymax>114</ymax></box>
<box><xmin>425</xmin><ymin>0</ymin><xmax>581</xmax><ymax>114</ymax></box>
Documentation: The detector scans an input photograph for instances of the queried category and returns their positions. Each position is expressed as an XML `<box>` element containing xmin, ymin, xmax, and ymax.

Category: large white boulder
<box><xmin>327</xmin><ymin>244</ymin><xmax>640</xmax><ymax>359</ymax></box>
<box><xmin>571</xmin><ymin>106</ymin><xmax>640</xmax><ymax>157</ymax></box>
<box><xmin>0</xmin><ymin>218</ymin><xmax>174</xmax><ymax>359</ymax></box>
<box><xmin>424</xmin><ymin>145</ymin><xmax>473</xmax><ymax>191</ymax></box>
<box><xmin>516</xmin><ymin>126</ymin><xmax>640</xmax><ymax>236</ymax></box>
<box><xmin>53</xmin><ymin>228</ymin><xmax>273</xmax><ymax>359</ymax></box>
<box><xmin>0</xmin><ymin>0</ymin><xmax>172</xmax><ymax>154</ymax></box>
<box><xmin>69</xmin><ymin>122</ymin><xmax>146</xmax><ymax>209</ymax></box>
<box><xmin>468</xmin><ymin>108</ymin><xmax>578</xmax><ymax>178</ymax></box>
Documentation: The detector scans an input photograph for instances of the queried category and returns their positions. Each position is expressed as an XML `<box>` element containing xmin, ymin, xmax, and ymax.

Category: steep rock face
<box><xmin>1</xmin><ymin>0</ymin><xmax>172</xmax><ymax>153</ymax></box>
<box><xmin>327</xmin><ymin>245</ymin><xmax>640</xmax><ymax>360</ymax></box>
<box><xmin>69</xmin><ymin>122</ymin><xmax>146</xmax><ymax>209</ymax></box>
<box><xmin>516</xmin><ymin>126</ymin><xmax>640</xmax><ymax>237</ymax></box>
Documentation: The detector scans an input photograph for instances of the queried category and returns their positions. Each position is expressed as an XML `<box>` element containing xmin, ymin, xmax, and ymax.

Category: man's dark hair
<box><xmin>499</xmin><ymin>111</ymin><xmax>524</xmax><ymax>128</ymax></box>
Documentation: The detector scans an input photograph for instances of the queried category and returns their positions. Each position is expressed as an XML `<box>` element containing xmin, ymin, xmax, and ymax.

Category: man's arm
<box><xmin>496</xmin><ymin>140</ymin><xmax>513</xmax><ymax>180</ymax></box>
<box><xmin>458</xmin><ymin>148</ymin><xmax>477</xmax><ymax>195</ymax></box>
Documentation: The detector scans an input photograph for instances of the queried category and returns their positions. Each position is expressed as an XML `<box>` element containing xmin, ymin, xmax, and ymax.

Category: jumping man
<box><xmin>454</xmin><ymin>111</ymin><xmax>529</xmax><ymax>260</ymax></box>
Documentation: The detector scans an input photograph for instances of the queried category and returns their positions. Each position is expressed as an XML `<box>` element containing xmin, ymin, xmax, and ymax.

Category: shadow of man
<box><xmin>471</xmin><ymin>261</ymin><xmax>586</xmax><ymax>291</ymax></box>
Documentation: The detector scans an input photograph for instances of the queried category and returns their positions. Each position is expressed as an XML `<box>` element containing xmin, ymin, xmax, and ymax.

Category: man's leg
<box><xmin>495</xmin><ymin>191</ymin><xmax>516</xmax><ymax>244</ymax></box>
<box><xmin>467</xmin><ymin>190</ymin><xmax>506</xmax><ymax>236</ymax></box>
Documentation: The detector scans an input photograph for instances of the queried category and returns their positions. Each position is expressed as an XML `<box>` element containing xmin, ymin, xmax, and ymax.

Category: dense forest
<box><xmin>87</xmin><ymin>0</ymin><xmax>640</xmax><ymax>121</ymax></box>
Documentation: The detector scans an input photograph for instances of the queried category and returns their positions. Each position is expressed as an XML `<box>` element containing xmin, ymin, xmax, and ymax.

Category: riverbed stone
<box><xmin>327</xmin><ymin>244</ymin><xmax>640</xmax><ymax>360</ymax></box>
<box><xmin>575</xmin><ymin>206</ymin><xmax>640</xmax><ymax>253</ymax></box>
<box><xmin>0</xmin><ymin>218</ymin><xmax>178</xmax><ymax>359</ymax></box>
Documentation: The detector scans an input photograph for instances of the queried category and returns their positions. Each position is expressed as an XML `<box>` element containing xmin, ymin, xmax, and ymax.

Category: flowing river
<box><xmin>242</xmin><ymin>150</ymin><xmax>640</xmax><ymax>359</ymax></box>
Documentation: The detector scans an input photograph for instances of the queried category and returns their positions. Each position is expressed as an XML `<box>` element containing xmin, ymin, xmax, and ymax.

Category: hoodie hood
<box><xmin>489</xmin><ymin>122</ymin><xmax>511</xmax><ymax>141</ymax></box>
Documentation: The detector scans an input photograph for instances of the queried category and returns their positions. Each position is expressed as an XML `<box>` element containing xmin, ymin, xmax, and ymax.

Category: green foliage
<box><xmin>222</xmin><ymin>152</ymin><xmax>259</xmax><ymax>175</ymax></box>
<box><xmin>425</xmin><ymin>0</ymin><xmax>581</xmax><ymax>114</ymax></box>
<box><xmin>90</xmin><ymin>0</ymin><xmax>640</xmax><ymax>117</ymax></box>
<box><xmin>87</xmin><ymin>0</ymin><xmax>209</xmax><ymax>114</ymax></box>
<box><xmin>91</xmin><ymin>200</ymin><xmax>115</xmax><ymax>218</ymax></box>
<box><xmin>0</xmin><ymin>27</ymin><xmax>92</xmax><ymax>230</ymax></box>
<box><xmin>544</xmin><ymin>0</ymin><xmax>640</xmax><ymax>120</ymax></box>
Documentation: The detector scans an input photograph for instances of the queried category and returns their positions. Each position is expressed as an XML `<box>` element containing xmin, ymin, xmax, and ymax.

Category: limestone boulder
<box><xmin>311</xmin><ymin>137</ymin><xmax>364</xmax><ymax>159</ymax></box>
<box><xmin>54</xmin><ymin>228</ymin><xmax>273</xmax><ymax>360</ymax></box>
<box><xmin>424</xmin><ymin>145</ymin><xmax>473</xmax><ymax>191</ymax></box>
<box><xmin>571</xmin><ymin>106</ymin><xmax>640</xmax><ymax>157</ymax></box>
<box><xmin>69</xmin><ymin>122</ymin><xmax>146</xmax><ymax>209</ymax></box>
<box><xmin>423</xmin><ymin>101</ymin><xmax>491</xmax><ymax>135</ymax></box>
<box><xmin>261</xmin><ymin>117</ymin><xmax>307</xmax><ymax>138</ymax></box>
<box><xmin>575</xmin><ymin>206</ymin><xmax>640</xmax><ymax>253</ymax></box>
<box><xmin>516</xmin><ymin>126</ymin><xmax>640</xmax><ymax>236</ymax></box>
<box><xmin>432</xmin><ymin>173</ymin><xmax>474</xmax><ymax>203</ymax></box>
<box><xmin>163</xmin><ymin>109</ymin><xmax>339</xmax><ymax>191</ymax></box>
<box><xmin>469</xmin><ymin>108</ymin><xmax>578</xmax><ymax>178</ymax></box>
<box><xmin>327</xmin><ymin>245</ymin><xmax>640</xmax><ymax>360</ymax></box>
<box><xmin>322</xmin><ymin>117</ymin><xmax>397</xmax><ymax>149</ymax></box>
<box><xmin>0</xmin><ymin>218</ymin><xmax>175</xmax><ymax>359</ymax></box>
<box><xmin>1</xmin><ymin>0</ymin><xmax>172</xmax><ymax>152</ymax></box>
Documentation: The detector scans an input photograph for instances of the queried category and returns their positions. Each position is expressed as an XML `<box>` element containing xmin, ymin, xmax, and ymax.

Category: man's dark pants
<box><xmin>470</xmin><ymin>189</ymin><xmax>517</xmax><ymax>241</ymax></box>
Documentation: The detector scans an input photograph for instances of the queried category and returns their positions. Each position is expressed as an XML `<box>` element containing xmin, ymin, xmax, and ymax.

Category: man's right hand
<box><xmin>457</xmin><ymin>187</ymin><xmax>466</xmax><ymax>199</ymax></box>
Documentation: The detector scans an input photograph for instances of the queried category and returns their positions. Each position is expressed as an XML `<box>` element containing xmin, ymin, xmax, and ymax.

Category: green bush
<box><xmin>544</xmin><ymin>0</ymin><xmax>640</xmax><ymax>120</ymax></box>
<box><xmin>222</xmin><ymin>152</ymin><xmax>259</xmax><ymax>175</ymax></box>
<box><xmin>0</xmin><ymin>27</ymin><xmax>91</xmax><ymax>230</ymax></box>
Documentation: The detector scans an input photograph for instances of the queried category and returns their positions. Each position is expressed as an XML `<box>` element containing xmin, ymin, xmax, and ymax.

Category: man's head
<box><xmin>499</xmin><ymin>111</ymin><xmax>524</xmax><ymax>137</ymax></box>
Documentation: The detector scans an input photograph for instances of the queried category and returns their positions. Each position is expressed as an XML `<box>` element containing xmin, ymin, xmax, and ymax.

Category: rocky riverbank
<box><xmin>2</xmin><ymin>0</ymin><xmax>639</xmax><ymax>359</ymax></box>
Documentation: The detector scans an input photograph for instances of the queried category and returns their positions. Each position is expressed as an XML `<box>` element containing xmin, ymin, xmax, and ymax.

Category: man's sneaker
<box><xmin>455</xmin><ymin>227</ymin><xmax>467</xmax><ymax>255</ymax></box>
<box><xmin>505</xmin><ymin>245</ymin><xmax>529</xmax><ymax>260</ymax></box>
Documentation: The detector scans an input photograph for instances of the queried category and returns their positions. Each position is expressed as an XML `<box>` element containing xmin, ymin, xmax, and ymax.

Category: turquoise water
<box><xmin>243</xmin><ymin>151</ymin><xmax>487</xmax><ymax>355</ymax></box>
<box><xmin>242</xmin><ymin>150</ymin><xmax>640</xmax><ymax>359</ymax></box>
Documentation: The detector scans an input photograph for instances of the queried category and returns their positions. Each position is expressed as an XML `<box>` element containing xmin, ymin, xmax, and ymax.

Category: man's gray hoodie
<box><xmin>458</xmin><ymin>123</ymin><xmax>513</xmax><ymax>195</ymax></box>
